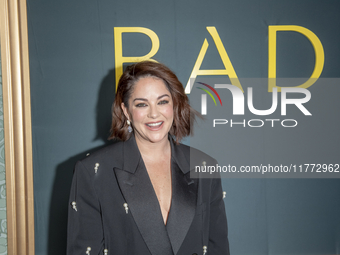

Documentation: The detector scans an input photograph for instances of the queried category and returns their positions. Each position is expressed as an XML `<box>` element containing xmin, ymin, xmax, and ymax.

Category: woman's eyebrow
<box><xmin>158</xmin><ymin>94</ymin><xmax>170</xmax><ymax>99</ymax></box>
<box><xmin>133</xmin><ymin>98</ymin><xmax>147</xmax><ymax>102</ymax></box>
<box><xmin>133</xmin><ymin>94</ymin><xmax>170</xmax><ymax>102</ymax></box>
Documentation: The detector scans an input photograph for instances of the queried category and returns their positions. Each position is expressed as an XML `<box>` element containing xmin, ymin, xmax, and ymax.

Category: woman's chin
<box><xmin>148</xmin><ymin>134</ymin><xmax>168</xmax><ymax>143</ymax></box>
<box><xmin>137</xmin><ymin>132</ymin><xmax>168</xmax><ymax>144</ymax></box>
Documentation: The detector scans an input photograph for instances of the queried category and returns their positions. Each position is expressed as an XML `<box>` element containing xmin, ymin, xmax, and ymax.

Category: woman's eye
<box><xmin>159</xmin><ymin>100</ymin><xmax>169</xmax><ymax>105</ymax></box>
<box><xmin>136</xmin><ymin>103</ymin><xmax>147</xmax><ymax>107</ymax></box>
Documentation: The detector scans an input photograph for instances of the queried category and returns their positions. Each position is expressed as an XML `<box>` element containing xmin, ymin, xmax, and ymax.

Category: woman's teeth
<box><xmin>146</xmin><ymin>122</ymin><xmax>162</xmax><ymax>127</ymax></box>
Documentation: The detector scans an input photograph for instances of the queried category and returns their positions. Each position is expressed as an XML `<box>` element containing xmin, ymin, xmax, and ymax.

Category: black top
<box><xmin>67</xmin><ymin>135</ymin><xmax>230</xmax><ymax>255</ymax></box>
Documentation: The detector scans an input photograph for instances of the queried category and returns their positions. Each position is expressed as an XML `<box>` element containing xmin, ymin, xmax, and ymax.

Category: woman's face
<box><xmin>121</xmin><ymin>76</ymin><xmax>174</xmax><ymax>144</ymax></box>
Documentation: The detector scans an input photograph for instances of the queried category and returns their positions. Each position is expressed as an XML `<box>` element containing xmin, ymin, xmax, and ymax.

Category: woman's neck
<box><xmin>135</xmin><ymin>135</ymin><xmax>171</xmax><ymax>160</ymax></box>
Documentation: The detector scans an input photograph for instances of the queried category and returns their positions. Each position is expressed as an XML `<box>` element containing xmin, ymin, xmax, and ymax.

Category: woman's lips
<box><xmin>145</xmin><ymin>121</ymin><xmax>164</xmax><ymax>130</ymax></box>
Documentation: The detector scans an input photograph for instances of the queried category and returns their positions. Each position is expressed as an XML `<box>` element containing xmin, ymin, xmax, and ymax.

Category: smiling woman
<box><xmin>67</xmin><ymin>61</ymin><xmax>230</xmax><ymax>255</ymax></box>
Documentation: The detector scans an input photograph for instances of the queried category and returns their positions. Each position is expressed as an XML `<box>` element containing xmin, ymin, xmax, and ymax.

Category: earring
<box><xmin>127</xmin><ymin>119</ymin><xmax>132</xmax><ymax>133</ymax></box>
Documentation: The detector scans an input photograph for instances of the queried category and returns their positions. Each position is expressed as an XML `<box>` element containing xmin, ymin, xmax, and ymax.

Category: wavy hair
<box><xmin>109</xmin><ymin>61</ymin><xmax>200</xmax><ymax>143</ymax></box>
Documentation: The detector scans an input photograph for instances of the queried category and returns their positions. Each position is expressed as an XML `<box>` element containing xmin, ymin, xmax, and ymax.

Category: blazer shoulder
<box><xmin>78</xmin><ymin>141</ymin><xmax>124</xmax><ymax>169</ymax></box>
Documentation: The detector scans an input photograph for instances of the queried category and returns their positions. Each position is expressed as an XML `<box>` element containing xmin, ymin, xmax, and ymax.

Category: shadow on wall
<box><xmin>47</xmin><ymin>69</ymin><xmax>116</xmax><ymax>255</ymax></box>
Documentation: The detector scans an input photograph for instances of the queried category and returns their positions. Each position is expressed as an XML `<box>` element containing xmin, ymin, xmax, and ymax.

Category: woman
<box><xmin>67</xmin><ymin>61</ymin><xmax>230</xmax><ymax>255</ymax></box>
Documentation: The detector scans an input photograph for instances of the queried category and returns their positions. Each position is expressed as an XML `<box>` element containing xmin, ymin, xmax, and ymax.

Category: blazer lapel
<box><xmin>166</xmin><ymin>139</ymin><xmax>198</xmax><ymax>254</ymax></box>
<box><xmin>114</xmin><ymin>136</ymin><xmax>173</xmax><ymax>255</ymax></box>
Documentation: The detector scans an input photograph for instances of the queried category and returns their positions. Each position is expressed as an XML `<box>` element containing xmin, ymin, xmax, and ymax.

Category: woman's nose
<box><xmin>147</xmin><ymin>104</ymin><xmax>159</xmax><ymax>118</ymax></box>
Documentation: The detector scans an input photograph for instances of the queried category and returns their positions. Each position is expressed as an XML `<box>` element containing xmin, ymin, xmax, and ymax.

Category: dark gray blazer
<box><xmin>67</xmin><ymin>135</ymin><xmax>230</xmax><ymax>255</ymax></box>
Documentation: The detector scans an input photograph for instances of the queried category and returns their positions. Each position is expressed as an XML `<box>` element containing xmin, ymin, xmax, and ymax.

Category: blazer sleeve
<box><xmin>208</xmin><ymin>177</ymin><xmax>230</xmax><ymax>254</ymax></box>
<box><xmin>67</xmin><ymin>161</ymin><xmax>104</xmax><ymax>255</ymax></box>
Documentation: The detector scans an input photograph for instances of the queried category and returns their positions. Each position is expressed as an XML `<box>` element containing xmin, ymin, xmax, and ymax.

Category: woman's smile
<box><xmin>145</xmin><ymin>121</ymin><xmax>164</xmax><ymax>129</ymax></box>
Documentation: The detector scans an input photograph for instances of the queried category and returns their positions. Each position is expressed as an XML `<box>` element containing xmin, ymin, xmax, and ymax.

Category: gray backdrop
<box><xmin>27</xmin><ymin>0</ymin><xmax>340</xmax><ymax>254</ymax></box>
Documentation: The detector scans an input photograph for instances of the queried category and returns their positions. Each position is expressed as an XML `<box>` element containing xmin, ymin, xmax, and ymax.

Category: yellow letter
<box><xmin>114</xmin><ymin>27</ymin><xmax>160</xmax><ymax>90</ymax></box>
<box><xmin>268</xmin><ymin>25</ymin><xmax>324</xmax><ymax>92</ymax></box>
<box><xmin>185</xmin><ymin>27</ymin><xmax>243</xmax><ymax>94</ymax></box>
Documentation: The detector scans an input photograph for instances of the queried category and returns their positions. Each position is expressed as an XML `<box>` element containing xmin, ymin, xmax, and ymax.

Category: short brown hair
<box><xmin>109</xmin><ymin>61</ymin><xmax>200</xmax><ymax>143</ymax></box>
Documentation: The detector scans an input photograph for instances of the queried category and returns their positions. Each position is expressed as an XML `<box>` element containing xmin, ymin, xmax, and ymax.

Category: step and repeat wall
<box><xmin>27</xmin><ymin>0</ymin><xmax>340</xmax><ymax>254</ymax></box>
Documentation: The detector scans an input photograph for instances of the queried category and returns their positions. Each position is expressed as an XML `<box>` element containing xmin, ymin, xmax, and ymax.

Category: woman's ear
<box><xmin>121</xmin><ymin>103</ymin><xmax>130</xmax><ymax>120</ymax></box>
